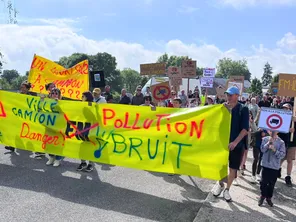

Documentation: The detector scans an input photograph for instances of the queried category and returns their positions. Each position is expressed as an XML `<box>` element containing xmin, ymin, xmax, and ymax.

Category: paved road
<box><xmin>0</xmin><ymin>145</ymin><xmax>215</xmax><ymax>222</ymax></box>
<box><xmin>195</xmin><ymin>151</ymin><xmax>296</xmax><ymax>222</ymax></box>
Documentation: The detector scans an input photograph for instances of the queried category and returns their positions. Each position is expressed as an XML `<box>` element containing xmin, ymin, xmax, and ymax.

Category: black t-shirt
<box><xmin>230</xmin><ymin>103</ymin><xmax>249</xmax><ymax>148</ymax></box>
<box><xmin>258</xmin><ymin>100</ymin><xmax>271</xmax><ymax>108</ymax></box>
<box><xmin>119</xmin><ymin>95</ymin><xmax>131</xmax><ymax>104</ymax></box>
<box><xmin>102</xmin><ymin>92</ymin><xmax>113</xmax><ymax>102</ymax></box>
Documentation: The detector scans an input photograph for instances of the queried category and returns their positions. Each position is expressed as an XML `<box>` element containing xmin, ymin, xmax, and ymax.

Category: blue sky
<box><xmin>1</xmin><ymin>0</ymin><xmax>296</xmax><ymax>77</ymax></box>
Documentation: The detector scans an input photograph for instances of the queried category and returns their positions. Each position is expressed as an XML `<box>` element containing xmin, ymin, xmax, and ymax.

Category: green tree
<box><xmin>261</xmin><ymin>62</ymin><xmax>273</xmax><ymax>86</ymax></box>
<box><xmin>1</xmin><ymin>69</ymin><xmax>20</xmax><ymax>84</ymax></box>
<box><xmin>0</xmin><ymin>78</ymin><xmax>11</xmax><ymax>90</ymax></box>
<box><xmin>196</xmin><ymin>67</ymin><xmax>203</xmax><ymax>77</ymax></box>
<box><xmin>11</xmin><ymin>75</ymin><xmax>27</xmax><ymax>89</ymax></box>
<box><xmin>120</xmin><ymin>68</ymin><xmax>142</xmax><ymax>93</ymax></box>
<box><xmin>216</xmin><ymin>58</ymin><xmax>251</xmax><ymax>81</ymax></box>
<box><xmin>140</xmin><ymin>75</ymin><xmax>149</xmax><ymax>88</ymax></box>
<box><xmin>157</xmin><ymin>53</ymin><xmax>190</xmax><ymax>68</ymax></box>
<box><xmin>0</xmin><ymin>51</ymin><xmax>3</xmax><ymax>75</ymax></box>
<box><xmin>249</xmin><ymin>77</ymin><xmax>262</xmax><ymax>96</ymax></box>
<box><xmin>272</xmin><ymin>74</ymin><xmax>279</xmax><ymax>83</ymax></box>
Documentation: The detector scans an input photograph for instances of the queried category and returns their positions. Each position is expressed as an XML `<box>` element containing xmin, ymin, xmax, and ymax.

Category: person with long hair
<box><xmin>46</xmin><ymin>88</ymin><xmax>64</xmax><ymax>167</ymax></box>
<box><xmin>76</xmin><ymin>91</ymin><xmax>95</xmax><ymax>172</ymax></box>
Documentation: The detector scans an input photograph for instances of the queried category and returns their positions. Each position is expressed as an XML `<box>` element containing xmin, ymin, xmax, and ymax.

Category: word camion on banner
<box><xmin>0</xmin><ymin>91</ymin><xmax>231</xmax><ymax>180</ymax></box>
<box><xmin>28</xmin><ymin>55</ymin><xmax>89</xmax><ymax>100</ymax></box>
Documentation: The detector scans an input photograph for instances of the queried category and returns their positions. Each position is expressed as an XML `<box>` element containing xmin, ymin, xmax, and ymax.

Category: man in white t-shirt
<box><xmin>93</xmin><ymin>88</ymin><xmax>107</xmax><ymax>103</ymax></box>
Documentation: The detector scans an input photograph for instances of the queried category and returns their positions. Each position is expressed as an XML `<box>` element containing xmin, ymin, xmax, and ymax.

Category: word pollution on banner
<box><xmin>0</xmin><ymin>91</ymin><xmax>231</xmax><ymax>180</ymax></box>
<box><xmin>203</xmin><ymin>68</ymin><xmax>215</xmax><ymax>78</ymax></box>
<box><xmin>258</xmin><ymin>107</ymin><xmax>292</xmax><ymax>133</ymax></box>
<box><xmin>277</xmin><ymin>73</ymin><xmax>296</xmax><ymax>97</ymax></box>
<box><xmin>151</xmin><ymin>81</ymin><xmax>171</xmax><ymax>101</ymax></box>
<box><xmin>140</xmin><ymin>63</ymin><xmax>166</xmax><ymax>75</ymax></box>
<box><xmin>168</xmin><ymin>66</ymin><xmax>182</xmax><ymax>87</ymax></box>
<box><xmin>227</xmin><ymin>81</ymin><xmax>243</xmax><ymax>95</ymax></box>
<box><xmin>200</xmin><ymin>77</ymin><xmax>214</xmax><ymax>88</ymax></box>
<box><xmin>181</xmin><ymin>60</ymin><xmax>197</xmax><ymax>78</ymax></box>
<box><xmin>28</xmin><ymin>54</ymin><xmax>89</xmax><ymax>100</ymax></box>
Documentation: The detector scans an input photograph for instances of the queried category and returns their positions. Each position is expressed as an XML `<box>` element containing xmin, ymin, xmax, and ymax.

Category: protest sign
<box><xmin>241</xmin><ymin>93</ymin><xmax>249</xmax><ymax>99</ymax></box>
<box><xmin>200</xmin><ymin>77</ymin><xmax>214</xmax><ymax>88</ymax></box>
<box><xmin>0</xmin><ymin>91</ymin><xmax>231</xmax><ymax>180</ymax></box>
<box><xmin>278</xmin><ymin>73</ymin><xmax>296</xmax><ymax>97</ymax></box>
<box><xmin>203</xmin><ymin>68</ymin><xmax>215</xmax><ymax>78</ymax></box>
<box><xmin>151</xmin><ymin>81</ymin><xmax>171</xmax><ymax>101</ymax></box>
<box><xmin>140</xmin><ymin>63</ymin><xmax>166</xmax><ymax>75</ymax></box>
<box><xmin>271</xmin><ymin>83</ymin><xmax>278</xmax><ymax>95</ymax></box>
<box><xmin>216</xmin><ymin>85</ymin><xmax>226</xmax><ymax>98</ymax></box>
<box><xmin>28</xmin><ymin>55</ymin><xmax>89</xmax><ymax>100</ymax></box>
<box><xmin>181</xmin><ymin>60</ymin><xmax>197</xmax><ymax>78</ymax></box>
<box><xmin>228</xmin><ymin>75</ymin><xmax>245</xmax><ymax>83</ymax></box>
<box><xmin>227</xmin><ymin>82</ymin><xmax>243</xmax><ymax>95</ymax></box>
<box><xmin>168</xmin><ymin>67</ymin><xmax>182</xmax><ymax>87</ymax></box>
<box><xmin>258</xmin><ymin>107</ymin><xmax>292</xmax><ymax>133</ymax></box>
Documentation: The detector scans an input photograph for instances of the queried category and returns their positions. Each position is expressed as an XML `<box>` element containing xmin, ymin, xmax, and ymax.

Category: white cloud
<box><xmin>217</xmin><ymin>0</ymin><xmax>296</xmax><ymax>8</ymax></box>
<box><xmin>178</xmin><ymin>6</ymin><xmax>199</xmax><ymax>14</ymax></box>
<box><xmin>1</xmin><ymin>24</ymin><xmax>296</xmax><ymax>79</ymax></box>
<box><xmin>277</xmin><ymin>32</ymin><xmax>296</xmax><ymax>50</ymax></box>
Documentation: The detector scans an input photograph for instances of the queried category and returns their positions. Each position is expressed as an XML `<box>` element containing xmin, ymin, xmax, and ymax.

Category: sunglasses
<box><xmin>137</xmin><ymin>89</ymin><xmax>141</xmax><ymax>91</ymax></box>
<box><xmin>171</xmin><ymin>93</ymin><xmax>176</xmax><ymax>96</ymax></box>
<box><xmin>51</xmin><ymin>92</ymin><xmax>59</xmax><ymax>95</ymax></box>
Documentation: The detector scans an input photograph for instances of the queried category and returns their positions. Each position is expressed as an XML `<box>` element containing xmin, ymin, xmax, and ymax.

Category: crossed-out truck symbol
<box><xmin>270</xmin><ymin>118</ymin><xmax>279</xmax><ymax>125</ymax></box>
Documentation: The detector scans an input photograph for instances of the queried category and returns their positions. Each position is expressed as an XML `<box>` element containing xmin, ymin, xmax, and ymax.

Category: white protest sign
<box><xmin>228</xmin><ymin>81</ymin><xmax>243</xmax><ymax>95</ymax></box>
<box><xmin>203</xmin><ymin>68</ymin><xmax>215</xmax><ymax>78</ymax></box>
<box><xmin>258</xmin><ymin>107</ymin><xmax>292</xmax><ymax>133</ymax></box>
<box><xmin>241</xmin><ymin>93</ymin><xmax>249</xmax><ymax>99</ymax></box>
<box><xmin>200</xmin><ymin>77</ymin><xmax>214</xmax><ymax>88</ymax></box>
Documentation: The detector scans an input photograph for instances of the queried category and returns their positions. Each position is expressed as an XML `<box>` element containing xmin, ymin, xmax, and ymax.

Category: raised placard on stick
<box><xmin>140</xmin><ymin>63</ymin><xmax>166</xmax><ymax>75</ymax></box>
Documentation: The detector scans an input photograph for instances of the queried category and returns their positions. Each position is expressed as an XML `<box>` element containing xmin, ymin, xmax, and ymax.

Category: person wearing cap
<box><xmin>205</xmin><ymin>96</ymin><xmax>214</xmax><ymax>106</ymax></box>
<box><xmin>93</xmin><ymin>88</ymin><xmax>106</xmax><ymax>104</ymax></box>
<box><xmin>278</xmin><ymin>103</ymin><xmax>296</xmax><ymax>187</ymax></box>
<box><xmin>212</xmin><ymin>86</ymin><xmax>249</xmax><ymax>202</ymax></box>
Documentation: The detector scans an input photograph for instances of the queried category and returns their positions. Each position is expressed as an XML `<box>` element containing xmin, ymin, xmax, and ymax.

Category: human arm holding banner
<box><xmin>261</xmin><ymin>137</ymin><xmax>271</xmax><ymax>153</ymax></box>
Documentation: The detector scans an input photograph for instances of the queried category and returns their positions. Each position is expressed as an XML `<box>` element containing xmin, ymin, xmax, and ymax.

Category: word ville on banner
<box><xmin>28</xmin><ymin>55</ymin><xmax>89</xmax><ymax>100</ymax></box>
<box><xmin>0</xmin><ymin>91</ymin><xmax>231</xmax><ymax>180</ymax></box>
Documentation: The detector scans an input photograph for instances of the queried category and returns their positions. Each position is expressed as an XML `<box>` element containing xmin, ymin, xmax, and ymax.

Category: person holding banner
<box><xmin>77</xmin><ymin>91</ymin><xmax>95</xmax><ymax>172</ymax></box>
<box><xmin>93</xmin><ymin>88</ymin><xmax>107</xmax><ymax>104</ymax></box>
<box><xmin>258</xmin><ymin>131</ymin><xmax>286</xmax><ymax>207</ymax></box>
<box><xmin>212</xmin><ymin>86</ymin><xmax>249</xmax><ymax>202</ymax></box>
<box><xmin>46</xmin><ymin>88</ymin><xmax>64</xmax><ymax>167</ymax></box>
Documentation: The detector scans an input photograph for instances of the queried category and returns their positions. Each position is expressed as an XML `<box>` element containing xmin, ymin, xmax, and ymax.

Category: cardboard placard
<box><xmin>228</xmin><ymin>75</ymin><xmax>245</xmax><ymax>83</ymax></box>
<box><xmin>140</xmin><ymin>63</ymin><xmax>166</xmax><ymax>75</ymax></box>
<box><xmin>151</xmin><ymin>81</ymin><xmax>171</xmax><ymax>101</ymax></box>
<box><xmin>181</xmin><ymin>60</ymin><xmax>197</xmax><ymax>78</ymax></box>
<box><xmin>278</xmin><ymin>73</ymin><xmax>296</xmax><ymax>97</ymax></box>
<box><xmin>200</xmin><ymin>77</ymin><xmax>214</xmax><ymax>88</ymax></box>
<box><xmin>203</xmin><ymin>68</ymin><xmax>215</xmax><ymax>78</ymax></box>
<box><xmin>216</xmin><ymin>85</ymin><xmax>226</xmax><ymax>100</ymax></box>
<box><xmin>168</xmin><ymin>66</ymin><xmax>182</xmax><ymax>87</ymax></box>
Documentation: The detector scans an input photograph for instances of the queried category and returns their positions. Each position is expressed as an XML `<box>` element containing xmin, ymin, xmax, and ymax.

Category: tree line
<box><xmin>0</xmin><ymin>50</ymin><xmax>276</xmax><ymax>96</ymax></box>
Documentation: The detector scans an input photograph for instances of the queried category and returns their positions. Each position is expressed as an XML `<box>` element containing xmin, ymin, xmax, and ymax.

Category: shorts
<box><xmin>284</xmin><ymin>147</ymin><xmax>296</xmax><ymax>161</ymax></box>
<box><xmin>229</xmin><ymin>146</ymin><xmax>244</xmax><ymax>170</ymax></box>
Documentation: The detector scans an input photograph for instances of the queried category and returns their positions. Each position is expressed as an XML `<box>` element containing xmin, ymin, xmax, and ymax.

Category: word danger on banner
<box><xmin>258</xmin><ymin>107</ymin><xmax>292</xmax><ymax>133</ymax></box>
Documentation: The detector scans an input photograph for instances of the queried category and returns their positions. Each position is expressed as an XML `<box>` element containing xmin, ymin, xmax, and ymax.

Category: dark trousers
<box><xmin>260</xmin><ymin>167</ymin><xmax>278</xmax><ymax>198</ymax></box>
<box><xmin>252</xmin><ymin>147</ymin><xmax>262</xmax><ymax>176</ymax></box>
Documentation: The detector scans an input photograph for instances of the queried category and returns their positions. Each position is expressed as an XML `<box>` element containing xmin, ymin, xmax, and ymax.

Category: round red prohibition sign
<box><xmin>266</xmin><ymin>114</ymin><xmax>283</xmax><ymax>130</ymax></box>
<box><xmin>153</xmin><ymin>85</ymin><xmax>170</xmax><ymax>100</ymax></box>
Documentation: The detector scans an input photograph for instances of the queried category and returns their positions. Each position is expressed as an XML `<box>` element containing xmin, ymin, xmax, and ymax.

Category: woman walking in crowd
<box><xmin>77</xmin><ymin>91</ymin><xmax>95</xmax><ymax>172</ymax></box>
<box><xmin>46</xmin><ymin>88</ymin><xmax>64</xmax><ymax>167</ymax></box>
<box><xmin>258</xmin><ymin>131</ymin><xmax>286</xmax><ymax>207</ymax></box>
<box><xmin>248</xmin><ymin>98</ymin><xmax>259</xmax><ymax>123</ymax></box>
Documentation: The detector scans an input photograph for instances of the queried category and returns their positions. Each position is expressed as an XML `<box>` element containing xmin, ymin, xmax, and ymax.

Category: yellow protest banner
<box><xmin>28</xmin><ymin>55</ymin><xmax>89</xmax><ymax>100</ymax></box>
<box><xmin>0</xmin><ymin>91</ymin><xmax>231</xmax><ymax>180</ymax></box>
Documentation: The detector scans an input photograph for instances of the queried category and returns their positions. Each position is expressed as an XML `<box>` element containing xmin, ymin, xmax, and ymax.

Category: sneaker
<box><xmin>285</xmin><ymin>176</ymin><xmax>293</xmax><ymax>187</ymax></box>
<box><xmin>5</xmin><ymin>146</ymin><xmax>15</xmax><ymax>152</ymax></box>
<box><xmin>278</xmin><ymin>168</ymin><xmax>281</xmax><ymax>178</ymax></box>
<box><xmin>223</xmin><ymin>189</ymin><xmax>232</xmax><ymax>202</ymax></box>
<box><xmin>240</xmin><ymin>169</ymin><xmax>245</xmax><ymax>176</ymax></box>
<box><xmin>34</xmin><ymin>152</ymin><xmax>45</xmax><ymax>159</ymax></box>
<box><xmin>85</xmin><ymin>164</ymin><xmax>94</xmax><ymax>172</ymax></box>
<box><xmin>77</xmin><ymin>162</ymin><xmax>87</xmax><ymax>171</ymax></box>
<box><xmin>46</xmin><ymin>157</ymin><xmax>55</xmax><ymax>165</ymax></box>
<box><xmin>212</xmin><ymin>183</ymin><xmax>224</xmax><ymax>197</ymax></box>
<box><xmin>251</xmin><ymin>176</ymin><xmax>257</xmax><ymax>184</ymax></box>
<box><xmin>258</xmin><ymin>196</ymin><xmax>265</xmax><ymax>206</ymax></box>
<box><xmin>256</xmin><ymin>174</ymin><xmax>261</xmax><ymax>182</ymax></box>
<box><xmin>233</xmin><ymin>178</ymin><xmax>239</xmax><ymax>186</ymax></box>
<box><xmin>53</xmin><ymin>160</ymin><xmax>60</xmax><ymax>167</ymax></box>
<box><xmin>266</xmin><ymin>198</ymin><xmax>274</xmax><ymax>207</ymax></box>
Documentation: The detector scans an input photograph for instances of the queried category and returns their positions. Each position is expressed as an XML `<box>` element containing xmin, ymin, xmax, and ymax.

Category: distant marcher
<box><xmin>131</xmin><ymin>86</ymin><xmax>144</xmax><ymax>105</ymax></box>
<box><xmin>119</xmin><ymin>89</ymin><xmax>131</xmax><ymax>104</ymax></box>
<box><xmin>101</xmin><ymin>85</ymin><xmax>113</xmax><ymax>103</ymax></box>
<box><xmin>93</xmin><ymin>88</ymin><xmax>107</xmax><ymax>104</ymax></box>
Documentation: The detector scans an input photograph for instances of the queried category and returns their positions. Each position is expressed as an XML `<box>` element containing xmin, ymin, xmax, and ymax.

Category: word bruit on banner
<box><xmin>0</xmin><ymin>91</ymin><xmax>231</xmax><ymax>180</ymax></box>
<box><xmin>28</xmin><ymin>55</ymin><xmax>89</xmax><ymax>100</ymax></box>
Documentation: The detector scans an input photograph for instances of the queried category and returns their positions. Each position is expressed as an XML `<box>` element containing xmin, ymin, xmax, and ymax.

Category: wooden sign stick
<box><xmin>291</xmin><ymin>96</ymin><xmax>296</xmax><ymax>142</ymax></box>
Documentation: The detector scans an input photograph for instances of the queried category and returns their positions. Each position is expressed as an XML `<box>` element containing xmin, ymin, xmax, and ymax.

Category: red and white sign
<box><xmin>258</xmin><ymin>108</ymin><xmax>292</xmax><ymax>133</ymax></box>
